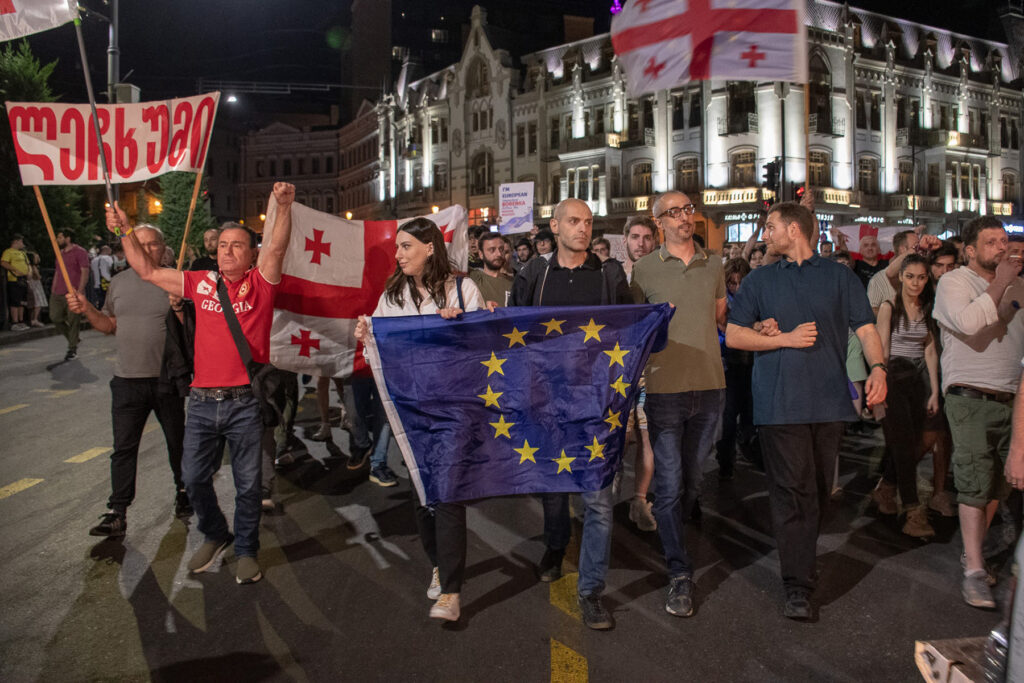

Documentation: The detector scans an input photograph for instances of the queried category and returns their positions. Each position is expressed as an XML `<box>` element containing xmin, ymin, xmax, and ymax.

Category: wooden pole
<box><xmin>32</xmin><ymin>186</ymin><xmax>73</xmax><ymax>292</ymax></box>
<box><xmin>803</xmin><ymin>83</ymin><xmax>811</xmax><ymax>196</ymax></box>
<box><xmin>176</xmin><ymin>170</ymin><xmax>205</xmax><ymax>270</ymax></box>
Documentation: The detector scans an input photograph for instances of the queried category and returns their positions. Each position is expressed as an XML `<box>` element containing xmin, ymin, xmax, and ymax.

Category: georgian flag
<box><xmin>0</xmin><ymin>0</ymin><xmax>77</xmax><ymax>41</ymax></box>
<box><xmin>611</xmin><ymin>0</ymin><xmax>807</xmax><ymax>97</ymax></box>
<box><xmin>833</xmin><ymin>224</ymin><xmax>902</xmax><ymax>261</ymax></box>
<box><xmin>261</xmin><ymin>199</ymin><xmax>469</xmax><ymax>378</ymax></box>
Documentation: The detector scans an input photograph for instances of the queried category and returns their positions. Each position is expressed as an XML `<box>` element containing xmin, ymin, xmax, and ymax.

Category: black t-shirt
<box><xmin>190</xmin><ymin>255</ymin><xmax>217</xmax><ymax>271</ymax></box>
<box><xmin>852</xmin><ymin>258</ymin><xmax>888</xmax><ymax>289</ymax></box>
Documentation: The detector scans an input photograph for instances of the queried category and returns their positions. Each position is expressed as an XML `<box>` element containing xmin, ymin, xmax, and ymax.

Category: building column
<box><xmin>653</xmin><ymin>89</ymin><xmax>670</xmax><ymax>193</ymax></box>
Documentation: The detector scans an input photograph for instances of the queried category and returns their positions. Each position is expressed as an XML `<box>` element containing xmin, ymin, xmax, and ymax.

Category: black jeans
<box><xmin>109</xmin><ymin>377</ymin><xmax>186</xmax><ymax>514</ymax></box>
<box><xmin>880</xmin><ymin>358</ymin><xmax>928</xmax><ymax>506</ymax></box>
<box><xmin>760</xmin><ymin>421</ymin><xmax>845</xmax><ymax>592</ymax></box>
<box><xmin>717</xmin><ymin>362</ymin><xmax>754</xmax><ymax>475</ymax></box>
<box><xmin>415</xmin><ymin>502</ymin><xmax>467</xmax><ymax>594</ymax></box>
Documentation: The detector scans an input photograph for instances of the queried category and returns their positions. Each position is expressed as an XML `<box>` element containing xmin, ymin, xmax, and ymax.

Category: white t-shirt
<box><xmin>933</xmin><ymin>267</ymin><xmax>1024</xmax><ymax>393</ymax></box>
<box><xmin>866</xmin><ymin>268</ymin><xmax>895</xmax><ymax>311</ymax></box>
<box><xmin>373</xmin><ymin>275</ymin><xmax>484</xmax><ymax>317</ymax></box>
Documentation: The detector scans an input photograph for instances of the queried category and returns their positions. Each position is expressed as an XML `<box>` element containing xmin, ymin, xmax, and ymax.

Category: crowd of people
<box><xmin>49</xmin><ymin>181</ymin><xmax>1024</xmax><ymax>631</ymax></box>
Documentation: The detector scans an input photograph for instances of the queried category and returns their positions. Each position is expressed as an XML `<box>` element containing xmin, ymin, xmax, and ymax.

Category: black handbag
<box><xmin>216</xmin><ymin>276</ymin><xmax>282</xmax><ymax>427</ymax></box>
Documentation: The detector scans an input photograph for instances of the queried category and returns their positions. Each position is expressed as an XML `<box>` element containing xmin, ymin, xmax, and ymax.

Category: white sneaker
<box><xmin>10</xmin><ymin>323</ymin><xmax>28</xmax><ymax>331</ymax></box>
<box><xmin>427</xmin><ymin>566</ymin><xmax>441</xmax><ymax>600</ymax></box>
<box><xmin>429</xmin><ymin>592</ymin><xmax>460</xmax><ymax>621</ymax></box>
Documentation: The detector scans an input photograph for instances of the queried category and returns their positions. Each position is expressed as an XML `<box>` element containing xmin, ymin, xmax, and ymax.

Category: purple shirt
<box><xmin>52</xmin><ymin>244</ymin><xmax>90</xmax><ymax>295</ymax></box>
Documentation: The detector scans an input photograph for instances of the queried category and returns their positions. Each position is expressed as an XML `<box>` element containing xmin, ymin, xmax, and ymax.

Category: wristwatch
<box><xmin>870</xmin><ymin>362</ymin><xmax>887</xmax><ymax>373</ymax></box>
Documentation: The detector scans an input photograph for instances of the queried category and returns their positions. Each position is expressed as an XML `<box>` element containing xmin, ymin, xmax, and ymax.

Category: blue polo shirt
<box><xmin>728</xmin><ymin>255</ymin><xmax>874</xmax><ymax>425</ymax></box>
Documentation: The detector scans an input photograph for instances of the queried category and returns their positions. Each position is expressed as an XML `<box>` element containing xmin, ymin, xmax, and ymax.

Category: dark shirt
<box><xmin>852</xmin><ymin>258</ymin><xmax>888</xmax><ymax>289</ymax></box>
<box><xmin>509</xmin><ymin>252</ymin><xmax>630</xmax><ymax>307</ymax></box>
<box><xmin>190</xmin><ymin>255</ymin><xmax>217</xmax><ymax>271</ymax></box>
<box><xmin>728</xmin><ymin>254</ymin><xmax>874</xmax><ymax>426</ymax></box>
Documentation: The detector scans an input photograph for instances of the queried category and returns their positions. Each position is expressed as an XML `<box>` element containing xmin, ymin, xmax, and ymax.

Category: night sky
<box><xmin>19</xmin><ymin>0</ymin><xmax>1011</xmax><ymax>110</ymax></box>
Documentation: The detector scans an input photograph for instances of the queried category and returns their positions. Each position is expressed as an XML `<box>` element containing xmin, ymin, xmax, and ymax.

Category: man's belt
<box><xmin>191</xmin><ymin>385</ymin><xmax>253</xmax><ymax>401</ymax></box>
<box><xmin>946</xmin><ymin>385</ymin><xmax>1014</xmax><ymax>404</ymax></box>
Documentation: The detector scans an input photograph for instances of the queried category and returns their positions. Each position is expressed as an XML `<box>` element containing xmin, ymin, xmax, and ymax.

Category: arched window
<box><xmin>730</xmin><ymin>150</ymin><xmax>755</xmax><ymax>186</ymax></box>
<box><xmin>809</xmin><ymin>54</ymin><xmax>832</xmax><ymax>132</ymax></box>
<box><xmin>809</xmin><ymin>150</ymin><xmax>831</xmax><ymax>187</ymax></box>
<box><xmin>631</xmin><ymin>161</ymin><xmax>653</xmax><ymax>195</ymax></box>
<box><xmin>466</xmin><ymin>58</ymin><xmax>490</xmax><ymax>99</ymax></box>
<box><xmin>325</xmin><ymin>193</ymin><xmax>335</xmax><ymax>215</ymax></box>
<box><xmin>1004</xmin><ymin>171</ymin><xmax>1017</xmax><ymax>201</ymax></box>
<box><xmin>674</xmin><ymin>156</ymin><xmax>700</xmax><ymax>194</ymax></box>
<box><xmin>858</xmin><ymin>156</ymin><xmax>879</xmax><ymax>195</ymax></box>
<box><xmin>471</xmin><ymin>150</ymin><xmax>493</xmax><ymax>195</ymax></box>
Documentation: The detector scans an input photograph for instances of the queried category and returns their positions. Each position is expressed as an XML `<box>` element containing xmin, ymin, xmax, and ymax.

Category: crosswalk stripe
<box><xmin>0</xmin><ymin>404</ymin><xmax>28</xmax><ymax>415</ymax></box>
<box><xmin>65</xmin><ymin>447</ymin><xmax>110</xmax><ymax>463</ymax></box>
<box><xmin>550</xmin><ymin>638</ymin><xmax>587</xmax><ymax>682</ymax></box>
<box><xmin>0</xmin><ymin>478</ymin><xmax>44</xmax><ymax>500</ymax></box>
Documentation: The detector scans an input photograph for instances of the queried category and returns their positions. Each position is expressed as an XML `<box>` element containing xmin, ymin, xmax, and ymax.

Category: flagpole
<box><xmin>72</xmin><ymin>15</ymin><xmax>118</xmax><ymax>228</ymax></box>
<box><xmin>803</xmin><ymin>83</ymin><xmax>810</xmax><ymax>198</ymax></box>
<box><xmin>176</xmin><ymin>170</ymin><xmax>205</xmax><ymax>269</ymax></box>
<box><xmin>32</xmin><ymin>187</ymin><xmax>73</xmax><ymax>292</ymax></box>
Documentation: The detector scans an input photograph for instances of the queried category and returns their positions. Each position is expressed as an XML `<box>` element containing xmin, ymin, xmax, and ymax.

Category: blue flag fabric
<box><xmin>364</xmin><ymin>304</ymin><xmax>673</xmax><ymax>506</ymax></box>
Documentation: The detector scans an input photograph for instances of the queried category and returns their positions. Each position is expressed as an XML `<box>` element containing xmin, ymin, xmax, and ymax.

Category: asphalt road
<box><xmin>0</xmin><ymin>330</ymin><xmax>1012</xmax><ymax>682</ymax></box>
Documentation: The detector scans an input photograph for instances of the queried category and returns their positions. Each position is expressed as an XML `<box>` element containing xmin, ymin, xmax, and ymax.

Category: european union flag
<box><xmin>364</xmin><ymin>304</ymin><xmax>673</xmax><ymax>505</ymax></box>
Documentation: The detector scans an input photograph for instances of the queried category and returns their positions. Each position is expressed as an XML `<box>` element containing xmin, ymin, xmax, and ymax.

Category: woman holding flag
<box><xmin>355</xmin><ymin>217</ymin><xmax>486</xmax><ymax>623</ymax></box>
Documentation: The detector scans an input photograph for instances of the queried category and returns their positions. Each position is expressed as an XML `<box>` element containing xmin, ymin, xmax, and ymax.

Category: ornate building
<box><xmin>375</xmin><ymin>2</ymin><xmax>1022</xmax><ymax>244</ymax></box>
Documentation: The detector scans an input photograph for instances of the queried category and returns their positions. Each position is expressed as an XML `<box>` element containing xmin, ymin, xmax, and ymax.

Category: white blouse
<box><xmin>373</xmin><ymin>275</ymin><xmax>485</xmax><ymax>317</ymax></box>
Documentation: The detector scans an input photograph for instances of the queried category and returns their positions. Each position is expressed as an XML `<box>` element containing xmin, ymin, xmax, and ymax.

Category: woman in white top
<box><xmin>873</xmin><ymin>253</ymin><xmax>940</xmax><ymax>539</ymax></box>
<box><xmin>356</xmin><ymin>217</ymin><xmax>484</xmax><ymax>623</ymax></box>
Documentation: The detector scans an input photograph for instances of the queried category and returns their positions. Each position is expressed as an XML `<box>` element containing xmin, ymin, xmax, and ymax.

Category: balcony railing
<box><xmin>808</xmin><ymin>113</ymin><xmax>845</xmax><ymax>137</ymax></box>
<box><xmin>897</xmin><ymin>127</ymin><xmax>988</xmax><ymax>150</ymax></box>
<box><xmin>702</xmin><ymin>187</ymin><xmax>772</xmax><ymax>205</ymax></box>
<box><xmin>609</xmin><ymin>195</ymin><xmax>652</xmax><ymax>214</ymax></box>
<box><xmin>886</xmin><ymin>194</ymin><xmax>944</xmax><ymax>213</ymax></box>
<box><xmin>561</xmin><ymin>132</ymin><xmax>622</xmax><ymax>154</ymax></box>
<box><xmin>718</xmin><ymin>113</ymin><xmax>758</xmax><ymax>136</ymax></box>
<box><xmin>991</xmin><ymin>200</ymin><xmax>1014</xmax><ymax>216</ymax></box>
<box><xmin>814</xmin><ymin>187</ymin><xmax>853</xmax><ymax>205</ymax></box>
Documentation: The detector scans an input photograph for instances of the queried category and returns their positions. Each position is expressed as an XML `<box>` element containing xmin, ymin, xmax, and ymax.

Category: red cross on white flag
<box><xmin>0</xmin><ymin>0</ymin><xmax>77</xmax><ymax>41</ymax></box>
<box><xmin>261</xmin><ymin>200</ymin><xmax>469</xmax><ymax>378</ymax></box>
<box><xmin>611</xmin><ymin>0</ymin><xmax>807</xmax><ymax>97</ymax></box>
<box><xmin>833</xmin><ymin>224</ymin><xmax>901</xmax><ymax>261</ymax></box>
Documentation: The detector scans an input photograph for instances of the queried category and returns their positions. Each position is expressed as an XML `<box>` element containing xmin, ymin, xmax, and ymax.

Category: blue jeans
<box><xmin>182</xmin><ymin>391</ymin><xmax>264</xmax><ymax>558</ymax></box>
<box><xmin>348</xmin><ymin>376</ymin><xmax>392</xmax><ymax>467</ymax></box>
<box><xmin>646</xmin><ymin>389</ymin><xmax>725</xmax><ymax>578</ymax></box>
<box><xmin>541</xmin><ymin>485</ymin><xmax>615</xmax><ymax>597</ymax></box>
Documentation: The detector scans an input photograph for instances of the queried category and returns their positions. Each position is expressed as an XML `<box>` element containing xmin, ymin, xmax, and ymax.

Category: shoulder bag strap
<box><xmin>216</xmin><ymin>276</ymin><xmax>255</xmax><ymax>377</ymax></box>
<box><xmin>455</xmin><ymin>275</ymin><xmax>465</xmax><ymax>310</ymax></box>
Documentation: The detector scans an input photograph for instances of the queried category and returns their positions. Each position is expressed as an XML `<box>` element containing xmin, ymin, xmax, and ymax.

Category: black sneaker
<box><xmin>64</xmin><ymin>348</ymin><xmax>77</xmax><ymax>361</ymax></box>
<box><xmin>536</xmin><ymin>548</ymin><xmax>564</xmax><ymax>583</ymax></box>
<box><xmin>783</xmin><ymin>588</ymin><xmax>812</xmax><ymax>620</ymax></box>
<box><xmin>174</xmin><ymin>490</ymin><xmax>193</xmax><ymax>518</ymax></box>
<box><xmin>368</xmin><ymin>465</ymin><xmax>398</xmax><ymax>487</ymax></box>
<box><xmin>347</xmin><ymin>445</ymin><xmax>371</xmax><ymax>470</ymax></box>
<box><xmin>577</xmin><ymin>593</ymin><xmax>614</xmax><ymax>630</ymax></box>
<box><xmin>89</xmin><ymin>511</ymin><xmax>127</xmax><ymax>537</ymax></box>
<box><xmin>665</xmin><ymin>576</ymin><xmax>695</xmax><ymax>617</ymax></box>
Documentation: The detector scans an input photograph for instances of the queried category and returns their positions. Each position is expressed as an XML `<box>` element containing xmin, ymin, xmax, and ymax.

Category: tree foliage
<box><xmin>0</xmin><ymin>42</ymin><xmax>93</xmax><ymax>265</ymax></box>
<box><xmin>157</xmin><ymin>171</ymin><xmax>215</xmax><ymax>261</ymax></box>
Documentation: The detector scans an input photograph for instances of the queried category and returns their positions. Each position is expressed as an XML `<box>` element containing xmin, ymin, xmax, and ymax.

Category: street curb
<box><xmin>0</xmin><ymin>322</ymin><xmax>92</xmax><ymax>347</ymax></box>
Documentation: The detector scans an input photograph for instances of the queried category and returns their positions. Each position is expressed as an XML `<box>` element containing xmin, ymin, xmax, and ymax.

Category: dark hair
<box><xmin>478</xmin><ymin>231</ymin><xmax>504</xmax><ymax>249</ymax></box>
<box><xmin>57</xmin><ymin>228</ymin><xmax>76</xmax><ymax>243</ymax></box>
<box><xmin>623</xmin><ymin>215</ymin><xmax>657</xmax><ymax>238</ymax></box>
<box><xmin>11</xmin><ymin>233</ymin><xmax>24</xmax><ymax>243</ymax></box>
<box><xmin>961</xmin><ymin>216</ymin><xmax>1004</xmax><ymax>247</ymax></box>
<box><xmin>724</xmin><ymin>257</ymin><xmax>751</xmax><ymax>282</ymax></box>
<box><xmin>592</xmin><ymin>237</ymin><xmax>611</xmax><ymax>250</ymax></box>
<box><xmin>768</xmin><ymin>201</ymin><xmax>814</xmax><ymax>242</ymax></box>
<box><xmin>468</xmin><ymin>225</ymin><xmax>486</xmax><ymax>239</ymax></box>
<box><xmin>534</xmin><ymin>228</ymin><xmax>554</xmax><ymax>244</ymax></box>
<box><xmin>515</xmin><ymin>237</ymin><xmax>534</xmax><ymax>254</ymax></box>
<box><xmin>383</xmin><ymin>217</ymin><xmax>452</xmax><ymax>310</ymax></box>
<box><xmin>833</xmin><ymin>250</ymin><xmax>852</xmax><ymax>264</ymax></box>
<box><xmin>221</xmin><ymin>224</ymin><xmax>259</xmax><ymax>248</ymax></box>
<box><xmin>888</xmin><ymin>253</ymin><xmax>937</xmax><ymax>342</ymax></box>
<box><xmin>1009</xmin><ymin>233</ymin><xmax>1024</xmax><ymax>243</ymax></box>
<box><xmin>892</xmin><ymin>230</ymin><xmax>916</xmax><ymax>254</ymax></box>
<box><xmin>930</xmin><ymin>243</ymin><xmax>959</xmax><ymax>266</ymax></box>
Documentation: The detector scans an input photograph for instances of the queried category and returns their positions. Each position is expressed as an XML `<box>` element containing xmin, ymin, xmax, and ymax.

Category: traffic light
<box><xmin>762</xmin><ymin>159</ymin><xmax>779</xmax><ymax>196</ymax></box>
<box><xmin>795</xmin><ymin>185</ymin><xmax>805</xmax><ymax>201</ymax></box>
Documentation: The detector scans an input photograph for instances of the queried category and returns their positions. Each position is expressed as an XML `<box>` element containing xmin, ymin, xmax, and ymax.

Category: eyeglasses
<box><xmin>657</xmin><ymin>204</ymin><xmax>697</xmax><ymax>219</ymax></box>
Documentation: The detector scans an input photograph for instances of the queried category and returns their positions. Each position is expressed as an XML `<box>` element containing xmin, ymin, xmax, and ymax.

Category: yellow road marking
<box><xmin>549</xmin><ymin>572</ymin><xmax>582</xmax><ymax>620</ymax></box>
<box><xmin>65</xmin><ymin>447</ymin><xmax>110</xmax><ymax>463</ymax></box>
<box><xmin>33</xmin><ymin>389</ymin><xmax>79</xmax><ymax>399</ymax></box>
<box><xmin>0</xmin><ymin>478</ymin><xmax>44</xmax><ymax>500</ymax></box>
<box><xmin>0</xmin><ymin>403</ymin><xmax>28</xmax><ymax>415</ymax></box>
<box><xmin>551</xmin><ymin>639</ymin><xmax>587</xmax><ymax>682</ymax></box>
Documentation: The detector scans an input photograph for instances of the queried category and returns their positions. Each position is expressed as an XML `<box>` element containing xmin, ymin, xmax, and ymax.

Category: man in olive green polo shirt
<box><xmin>630</xmin><ymin>190</ymin><xmax>727</xmax><ymax>619</ymax></box>
<box><xmin>469</xmin><ymin>231</ymin><xmax>513</xmax><ymax>307</ymax></box>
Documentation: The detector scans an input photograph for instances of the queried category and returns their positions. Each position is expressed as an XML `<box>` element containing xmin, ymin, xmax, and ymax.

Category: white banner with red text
<box><xmin>261</xmin><ymin>199</ymin><xmax>469</xmax><ymax>379</ymax></box>
<box><xmin>5</xmin><ymin>92</ymin><xmax>220</xmax><ymax>186</ymax></box>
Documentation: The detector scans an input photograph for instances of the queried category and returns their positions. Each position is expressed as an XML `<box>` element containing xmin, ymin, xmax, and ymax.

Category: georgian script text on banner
<box><xmin>260</xmin><ymin>197</ymin><xmax>469</xmax><ymax>379</ymax></box>
<box><xmin>5</xmin><ymin>92</ymin><xmax>220</xmax><ymax>185</ymax></box>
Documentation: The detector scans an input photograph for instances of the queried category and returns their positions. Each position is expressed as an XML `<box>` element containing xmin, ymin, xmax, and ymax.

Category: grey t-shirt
<box><xmin>103</xmin><ymin>268</ymin><xmax>170</xmax><ymax>378</ymax></box>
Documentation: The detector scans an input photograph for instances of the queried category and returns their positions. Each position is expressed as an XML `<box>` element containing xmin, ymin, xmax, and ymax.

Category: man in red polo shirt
<box><xmin>106</xmin><ymin>182</ymin><xmax>294</xmax><ymax>585</ymax></box>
